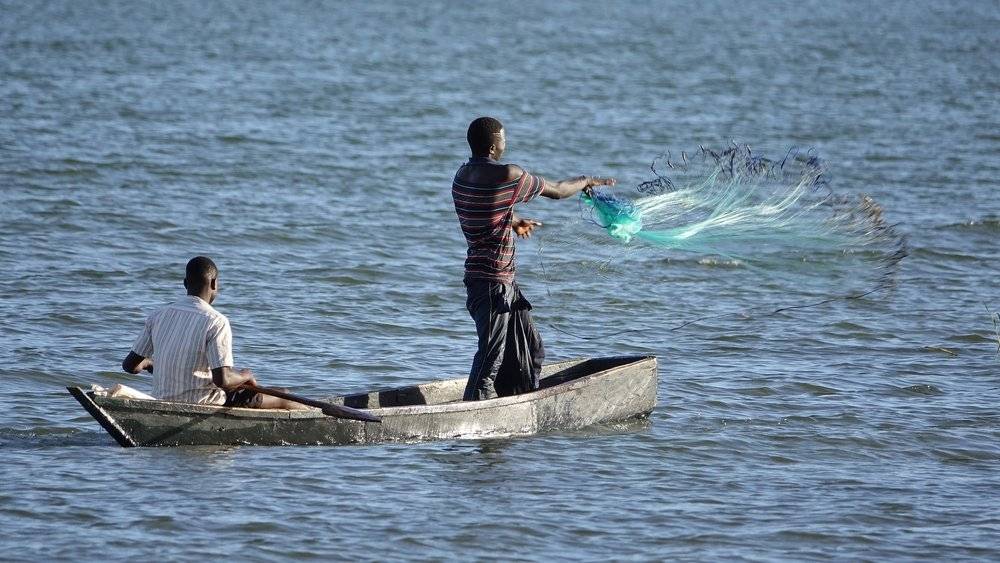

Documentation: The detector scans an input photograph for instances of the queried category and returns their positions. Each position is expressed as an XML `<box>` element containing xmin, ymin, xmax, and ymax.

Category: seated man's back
<box><xmin>134</xmin><ymin>294</ymin><xmax>232</xmax><ymax>405</ymax></box>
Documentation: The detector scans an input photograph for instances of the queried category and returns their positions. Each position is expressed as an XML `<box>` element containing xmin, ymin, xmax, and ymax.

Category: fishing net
<box><xmin>531</xmin><ymin>143</ymin><xmax>908</xmax><ymax>338</ymax></box>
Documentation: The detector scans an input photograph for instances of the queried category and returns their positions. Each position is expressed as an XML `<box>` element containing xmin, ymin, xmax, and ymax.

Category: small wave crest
<box><xmin>936</xmin><ymin>217</ymin><xmax>1000</xmax><ymax>233</ymax></box>
<box><xmin>0</xmin><ymin>426</ymin><xmax>110</xmax><ymax>448</ymax></box>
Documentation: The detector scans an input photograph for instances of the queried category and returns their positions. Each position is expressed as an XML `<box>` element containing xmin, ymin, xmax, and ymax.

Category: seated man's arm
<box><xmin>211</xmin><ymin>366</ymin><xmax>256</xmax><ymax>390</ymax></box>
<box><xmin>122</xmin><ymin>351</ymin><xmax>153</xmax><ymax>374</ymax></box>
<box><xmin>123</xmin><ymin>314</ymin><xmax>155</xmax><ymax>373</ymax></box>
<box><xmin>206</xmin><ymin>316</ymin><xmax>255</xmax><ymax>390</ymax></box>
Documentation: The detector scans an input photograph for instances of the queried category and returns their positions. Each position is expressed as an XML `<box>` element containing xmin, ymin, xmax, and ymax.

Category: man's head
<box><xmin>467</xmin><ymin>116</ymin><xmax>505</xmax><ymax>160</ymax></box>
<box><xmin>184</xmin><ymin>256</ymin><xmax>219</xmax><ymax>303</ymax></box>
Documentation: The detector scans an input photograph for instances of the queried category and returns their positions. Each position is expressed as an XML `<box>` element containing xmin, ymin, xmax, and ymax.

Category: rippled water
<box><xmin>2</xmin><ymin>1</ymin><xmax>999</xmax><ymax>560</ymax></box>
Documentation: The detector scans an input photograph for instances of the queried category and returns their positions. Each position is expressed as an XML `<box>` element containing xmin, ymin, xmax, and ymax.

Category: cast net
<box><xmin>530</xmin><ymin>143</ymin><xmax>908</xmax><ymax>338</ymax></box>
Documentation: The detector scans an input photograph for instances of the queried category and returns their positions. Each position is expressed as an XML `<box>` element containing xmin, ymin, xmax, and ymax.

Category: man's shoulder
<box><xmin>454</xmin><ymin>163</ymin><xmax>524</xmax><ymax>186</ymax></box>
<box><xmin>146</xmin><ymin>300</ymin><xmax>174</xmax><ymax>321</ymax></box>
<box><xmin>504</xmin><ymin>164</ymin><xmax>525</xmax><ymax>182</ymax></box>
<box><xmin>481</xmin><ymin>163</ymin><xmax>525</xmax><ymax>184</ymax></box>
<box><xmin>197</xmin><ymin>302</ymin><xmax>229</xmax><ymax>326</ymax></box>
<box><xmin>164</xmin><ymin>296</ymin><xmax>228</xmax><ymax>325</ymax></box>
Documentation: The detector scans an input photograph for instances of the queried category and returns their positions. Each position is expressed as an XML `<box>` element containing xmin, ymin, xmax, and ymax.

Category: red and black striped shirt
<box><xmin>453</xmin><ymin>167</ymin><xmax>544</xmax><ymax>283</ymax></box>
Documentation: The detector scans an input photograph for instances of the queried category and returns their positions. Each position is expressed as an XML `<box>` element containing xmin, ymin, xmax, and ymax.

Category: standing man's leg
<box><xmin>464</xmin><ymin>281</ymin><xmax>513</xmax><ymax>401</ymax></box>
<box><xmin>511</xmin><ymin>284</ymin><xmax>545</xmax><ymax>392</ymax></box>
<box><xmin>494</xmin><ymin>284</ymin><xmax>545</xmax><ymax>396</ymax></box>
<box><xmin>494</xmin><ymin>318</ymin><xmax>524</xmax><ymax>397</ymax></box>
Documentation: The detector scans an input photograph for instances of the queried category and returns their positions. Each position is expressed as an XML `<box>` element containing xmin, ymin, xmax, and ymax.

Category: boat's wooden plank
<box><xmin>67</xmin><ymin>387</ymin><xmax>138</xmax><ymax>447</ymax></box>
<box><xmin>123</xmin><ymin>409</ymin><xmax>364</xmax><ymax>447</ymax></box>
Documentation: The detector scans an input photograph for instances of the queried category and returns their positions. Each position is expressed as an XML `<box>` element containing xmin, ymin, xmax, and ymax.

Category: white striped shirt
<box><xmin>131</xmin><ymin>295</ymin><xmax>234</xmax><ymax>405</ymax></box>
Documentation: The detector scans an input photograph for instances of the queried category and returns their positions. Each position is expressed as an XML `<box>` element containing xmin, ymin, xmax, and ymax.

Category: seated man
<box><xmin>121</xmin><ymin>256</ymin><xmax>305</xmax><ymax>409</ymax></box>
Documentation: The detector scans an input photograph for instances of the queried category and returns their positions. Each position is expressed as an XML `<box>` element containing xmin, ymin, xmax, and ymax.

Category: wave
<box><xmin>935</xmin><ymin>218</ymin><xmax>1000</xmax><ymax>233</ymax></box>
<box><xmin>0</xmin><ymin>426</ymin><xmax>110</xmax><ymax>448</ymax></box>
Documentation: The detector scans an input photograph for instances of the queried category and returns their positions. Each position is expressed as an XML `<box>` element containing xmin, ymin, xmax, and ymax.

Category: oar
<box><xmin>243</xmin><ymin>383</ymin><xmax>381</xmax><ymax>423</ymax></box>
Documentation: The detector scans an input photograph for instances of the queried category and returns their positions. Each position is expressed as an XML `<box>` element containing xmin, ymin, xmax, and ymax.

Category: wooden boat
<box><xmin>68</xmin><ymin>355</ymin><xmax>657</xmax><ymax>447</ymax></box>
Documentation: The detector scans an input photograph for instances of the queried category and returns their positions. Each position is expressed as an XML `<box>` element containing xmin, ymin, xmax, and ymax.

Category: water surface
<box><xmin>1</xmin><ymin>1</ymin><xmax>998</xmax><ymax>560</ymax></box>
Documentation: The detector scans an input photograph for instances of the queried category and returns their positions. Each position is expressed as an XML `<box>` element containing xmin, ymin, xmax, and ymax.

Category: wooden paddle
<box><xmin>243</xmin><ymin>383</ymin><xmax>381</xmax><ymax>423</ymax></box>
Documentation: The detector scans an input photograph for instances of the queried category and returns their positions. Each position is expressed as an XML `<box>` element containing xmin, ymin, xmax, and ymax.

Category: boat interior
<box><xmin>330</xmin><ymin>356</ymin><xmax>645</xmax><ymax>409</ymax></box>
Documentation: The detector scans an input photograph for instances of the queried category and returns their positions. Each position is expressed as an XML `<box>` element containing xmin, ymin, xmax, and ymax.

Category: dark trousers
<box><xmin>463</xmin><ymin>279</ymin><xmax>545</xmax><ymax>401</ymax></box>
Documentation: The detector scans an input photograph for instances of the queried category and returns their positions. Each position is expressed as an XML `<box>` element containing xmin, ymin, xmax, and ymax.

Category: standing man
<box><xmin>452</xmin><ymin>117</ymin><xmax>615</xmax><ymax>401</ymax></box>
<box><xmin>121</xmin><ymin>256</ymin><xmax>306</xmax><ymax>409</ymax></box>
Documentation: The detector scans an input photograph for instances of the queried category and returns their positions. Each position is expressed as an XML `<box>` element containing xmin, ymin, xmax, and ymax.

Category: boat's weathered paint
<box><xmin>68</xmin><ymin>356</ymin><xmax>658</xmax><ymax>447</ymax></box>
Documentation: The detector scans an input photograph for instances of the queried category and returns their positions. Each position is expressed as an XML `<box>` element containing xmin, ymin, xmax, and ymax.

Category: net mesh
<box><xmin>532</xmin><ymin>143</ymin><xmax>909</xmax><ymax>339</ymax></box>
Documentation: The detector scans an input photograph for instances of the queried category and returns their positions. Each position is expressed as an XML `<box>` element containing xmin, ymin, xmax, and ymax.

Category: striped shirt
<box><xmin>453</xmin><ymin>167</ymin><xmax>545</xmax><ymax>283</ymax></box>
<box><xmin>131</xmin><ymin>295</ymin><xmax>234</xmax><ymax>405</ymax></box>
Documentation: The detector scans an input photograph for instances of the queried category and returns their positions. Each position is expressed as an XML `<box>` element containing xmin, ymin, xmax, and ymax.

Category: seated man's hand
<box><xmin>239</xmin><ymin>368</ymin><xmax>258</xmax><ymax>388</ymax></box>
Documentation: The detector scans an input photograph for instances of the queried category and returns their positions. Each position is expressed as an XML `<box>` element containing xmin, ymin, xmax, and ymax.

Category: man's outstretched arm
<box><xmin>540</xmin><ymin>175</ymin><xmax>616</xmax><ymax>199</ymax></box>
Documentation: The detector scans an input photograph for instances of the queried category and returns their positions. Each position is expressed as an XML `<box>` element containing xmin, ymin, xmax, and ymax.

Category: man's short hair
<box><xmin>467</xmin><ymin>117</ymin><xmax>504</xmax><ymax>156</ymax></box>
<box><xmin>185</xmin><ymin>256</ymin><xmax>218</xmax><ymax>291</ymax></box>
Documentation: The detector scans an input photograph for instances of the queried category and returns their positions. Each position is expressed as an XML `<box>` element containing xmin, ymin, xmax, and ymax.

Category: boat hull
<box><xmin>68</xmin><ymin>356</ymin><xmax>658</xmax><ymax>447</ymax></box>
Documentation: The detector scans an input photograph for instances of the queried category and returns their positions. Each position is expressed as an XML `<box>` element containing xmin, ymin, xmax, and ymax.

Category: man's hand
<box><xmin>583</xmin><ymin>176</ymin><xmax>616</xmax><ymax>196</ymax></box>
<box><xmin>122</xmin><ymin>351</ymin><xmax>153</xmax><ymax>374</ymax></box>
<box><xmin>542</xmin><ymin>175</ymin><xmax>617</xmax><ymax>199</ymax></box>
<box><xmin>239</xmin><ymin>368</ymin><xmax>258</xmax><ymax>388</ymax></box>
<box><xmin>513</xmin><ymin>217</ymin><xmax>543</xmax><ymax>238</ymax></box>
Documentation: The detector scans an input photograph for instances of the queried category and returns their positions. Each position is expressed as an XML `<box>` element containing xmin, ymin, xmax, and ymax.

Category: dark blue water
<box><xmin>2</xmin><ymin>1</ymin><xmax>998</xmax><ymax>560</ymax></box>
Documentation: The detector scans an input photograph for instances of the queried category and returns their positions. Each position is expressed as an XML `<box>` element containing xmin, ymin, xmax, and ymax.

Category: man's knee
<box><xmin>464</xmin><ymin>379</ymin><xmax>497</xmax><ymax>401</ymax></box>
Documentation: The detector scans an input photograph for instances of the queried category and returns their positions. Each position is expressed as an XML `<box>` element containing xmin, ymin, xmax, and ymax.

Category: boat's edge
<box><xmin>74</xmin><ymin>356</ymin><xmax>655</xmax><ymax>419</ymax></box>
<box><xmin>365</xmin><ymin>355</ymin><xmax>657</xmax><ymax>417</ymax></box>
<box><xmin>66</xmin><ymin>386</ymin><xmax>138</xmax><ymax>447</ymax></box>
<box><xmin>329</xmin><ymin>355</ymin><xmax>655</xmax><ymax>409</ymax></box>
